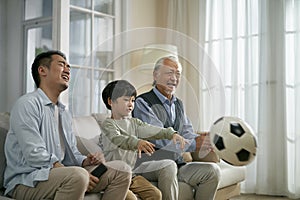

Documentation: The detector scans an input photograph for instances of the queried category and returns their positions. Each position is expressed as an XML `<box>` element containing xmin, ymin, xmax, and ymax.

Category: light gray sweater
<box><xmin>100</xmin><ymin>117</ymin><xmax>176</xmax><ymax>169</ymax></box>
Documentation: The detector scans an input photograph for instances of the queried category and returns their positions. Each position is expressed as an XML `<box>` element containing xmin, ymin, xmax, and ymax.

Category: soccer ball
<box><xmin>209</xmin><ymin>116</ymin><xmax>257</xmax><ymax>166</ymax></box>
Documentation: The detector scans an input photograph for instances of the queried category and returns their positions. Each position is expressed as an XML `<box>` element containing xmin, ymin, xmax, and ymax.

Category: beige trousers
<box><xmin>178</xmin><ymin>162</ymin><xmax>221</xmax><ymax>200</ymax></box>
<box><xmin>12</xmin><ymin>161</ymin><xmax>131</xmax><ymax>200</ymax></box>
<box><xmin>126</xmin><ymin>175</ymin><xmax>162</xmax><ymax>200</ymax></box>
<box><xmin>133</xmin><ymin>159</ymin><xmax>178</xmax><ymax>200</ymax></box>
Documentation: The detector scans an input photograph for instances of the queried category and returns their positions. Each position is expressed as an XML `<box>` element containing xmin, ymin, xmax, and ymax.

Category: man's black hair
<box><xmin>31</xmin><ymin>50</ymin><xmax>66</xmax><ymax>88</ymax></box>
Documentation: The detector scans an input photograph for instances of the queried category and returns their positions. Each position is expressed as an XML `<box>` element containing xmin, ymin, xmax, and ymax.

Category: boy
<box><xmin>101</xmin><ymin>80</ymin><xmax>187</xmax><ymax>200</ymax></box>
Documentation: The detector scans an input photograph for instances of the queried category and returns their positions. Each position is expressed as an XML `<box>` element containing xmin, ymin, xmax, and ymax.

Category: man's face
<box><xmin>43</xmin><ymin>54</ymin><xmax>70</xmax><ymax>92</ymax></box>
<box><xmin>153</xmin><ymin>58</ymin><xmax>181</xmax><ymax>98</ymax></box>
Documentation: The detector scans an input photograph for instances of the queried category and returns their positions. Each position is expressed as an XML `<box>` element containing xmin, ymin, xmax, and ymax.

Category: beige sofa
<box><xmin>0</xmin><ymin>112</ymin><xmax>246</xmax><ymax>200</ymax></box>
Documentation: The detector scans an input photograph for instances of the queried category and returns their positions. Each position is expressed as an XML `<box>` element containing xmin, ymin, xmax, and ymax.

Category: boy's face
<box><xmin>110</xmin><ymin>96</ymin><xmax>135</xmax><ymax>119</ymax></box>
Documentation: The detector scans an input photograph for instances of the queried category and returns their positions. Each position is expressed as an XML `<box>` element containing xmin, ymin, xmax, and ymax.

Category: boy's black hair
<box><xmin>31</xmin><ymin>50</ymin><xmax>67</xmax><ymax>88</ymax></box>
<box><xmin>102</xmin><ymin>80</ymin><xmax>137</xmax><ymax>110</ymax></box>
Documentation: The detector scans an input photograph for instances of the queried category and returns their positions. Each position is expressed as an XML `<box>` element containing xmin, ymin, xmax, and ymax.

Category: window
<box><xmin>204</xmin><ymin>1</ymin><xmax>300</xmax><ymax>196</ymax></box>
<box><xmin>24</xmin><ymin>0</ymin><xmax>53</xmax><ymax>93</ymax></box>
<box><xmin>23</xmin><ymin>0</ymin><xmax>118</xmax><ymax>116</ymax></box>
<box><xmin>204</xmin><ymin>0</ymin><xmax>259</xmax><ymax>120</ymax></box>
<box><xmin>285</xmin><ymin>0</ymin><xmax>300</xmax><ymax>192</ymax></box>
<box><xmin>69</xmin><ymin>0</ymin><xmax>116</xmax><ymax>116</ymax></box>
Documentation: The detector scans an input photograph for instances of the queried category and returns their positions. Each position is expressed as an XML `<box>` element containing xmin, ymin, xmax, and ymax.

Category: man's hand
<box><xmin>195</xmin><ymin>132</ymin><xmax>215</xmax><ymax>158</ymax></box>
<box><xmin>86</xmin><ymin>173</ymin><xmax>99</xmax><ymax>192</ymax></box>
<box><xmin>82</xmin><ymin>152</ymin><xmax>105</xmax><ymax>167</ymax></box>
<box><xmin>172</xmin><ymin>133</ymin><xmax>188</xmax><ymax>150</ymax></box>
<box><xmin>137</xmin><ymin>140</ymin><xmax>156</xmax><ymax>158</ymax></box>
<box><xmin>53</xmin><ymin>161</ymin><xmax>64</xmax><ymax>168</ymax></box>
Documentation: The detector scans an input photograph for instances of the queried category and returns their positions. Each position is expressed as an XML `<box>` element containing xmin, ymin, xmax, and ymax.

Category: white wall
<box><xmin>0</xmin><ymin>0</ymin><xmax>7</xmax><ymax>112</ymax></box>
<box><xmin>0</xmin><ymin>0</ymin><xmax>23</xmax><ymax>112</ymax></box>
<box><xmin>121</xmin><ymin>0</ymin><xmax>169</xmax><ymax>92</ymax></box>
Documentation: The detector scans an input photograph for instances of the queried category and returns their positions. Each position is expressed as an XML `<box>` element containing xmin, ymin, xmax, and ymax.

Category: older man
<box><xmin>133</xmin><ymin>56</ymin><xmax>221</xmax><ymax>200</ymax></box>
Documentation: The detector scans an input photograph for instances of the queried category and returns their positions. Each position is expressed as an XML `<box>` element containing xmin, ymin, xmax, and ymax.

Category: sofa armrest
<box><xmin>76</xmin><ymin>136</ymin><xmax>102</xmax><ymax>156</ymax></box>
<box><xmin>0</xmin><ymin>112</ymin><xmax>10</xmax><ymax>189</ymax></box>
<box><xmin>72</xmin><ymin>116</ymin><xmax>103</xmax><ymax>155</ymax></box>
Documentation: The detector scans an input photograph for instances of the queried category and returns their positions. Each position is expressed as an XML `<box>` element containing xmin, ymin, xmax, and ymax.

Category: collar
<box><xmin>36</xmin><ymin>88</ymin><xmax>66</xmax><ymax>110</ymax></box>
<box><xmin>153</xmin><ymin>87</ymin><xmax>177</xmax><ymax>105</ymax></box>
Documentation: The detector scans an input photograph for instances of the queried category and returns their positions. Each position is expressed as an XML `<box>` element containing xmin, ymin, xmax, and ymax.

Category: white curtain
<box><xmin>167</xmin><ymin>0</ymin><xmax>300</xmax><ymax>198</ymax></box>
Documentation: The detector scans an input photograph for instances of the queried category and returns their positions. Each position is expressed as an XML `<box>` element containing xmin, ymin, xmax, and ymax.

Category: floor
<box><xmin>231</xmin><ymin>194</ymin><xmax>293</xmax><ymax>200</ymax></box>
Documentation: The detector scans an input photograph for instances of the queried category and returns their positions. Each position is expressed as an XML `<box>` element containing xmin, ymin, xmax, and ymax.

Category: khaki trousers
<box><xmin>178</xmin><ymin>162</ymin><xmax>221</xmax><ymax>200</ymax></box>
<box><xmin>12</xmin><ymin>161</ymin><xmax>131</xmax><ymax>200</ymax></box>
<box><xmin>133</xmin><ymin>159</ymin><xmax>178</xmax><ymax>200</ymax></box>
<box><xmin>126</xmin><ymin>175</ymin><xmax>162</xmax><ymax>200</ymax></box>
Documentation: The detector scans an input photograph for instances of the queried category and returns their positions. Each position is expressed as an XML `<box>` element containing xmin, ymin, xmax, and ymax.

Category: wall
<box><xmin>0</xmin><ymin>0</ymin><xmax>7</xmax><ymax>112</ymax></box>
<box><xmin>120</xmin><ymin>0</ymin><xmax>170</xmax><ymax>94</ymax></box>
<box><xmin>126</xmin><ymin>0</ymin><xmax>168</xmax><ymax>68</ymax></box>
<box><xmin>7</xmin><ymin>0</ymin><xmax>23</xmax><ymax>111</ymax></box>
<box><xmin>0</xmin><ymin>0</ymin><xmax>24</xmax><ymax>112</ymax></box>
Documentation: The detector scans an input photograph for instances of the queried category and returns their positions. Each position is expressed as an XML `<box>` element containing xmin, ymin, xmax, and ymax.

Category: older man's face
<box><xmin>154</xmin><ymin>58</ymin><xmax>181</xmax><ymax>98</ymax></box>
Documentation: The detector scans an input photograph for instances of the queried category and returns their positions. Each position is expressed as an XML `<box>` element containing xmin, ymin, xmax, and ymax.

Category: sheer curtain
<box><xmin>167</xmin><ymin>0</ymin><xmax>300</xmax><ymax>198</ymax></box>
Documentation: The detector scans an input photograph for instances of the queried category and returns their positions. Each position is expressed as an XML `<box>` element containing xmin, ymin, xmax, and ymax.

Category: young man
<box><xmin>133</xmin><ymin>56</ymin><xmax>221</xmax><ymax>200</ymax></box>
<box><xmin>4</xmin><ymin>50</ymin><xmax>131</xmax><ymax>200</ymax></box>
<box><xmin>101</xmin><ymin>80</ymin><xmax>187</xmax><ymax>200</ymax></box>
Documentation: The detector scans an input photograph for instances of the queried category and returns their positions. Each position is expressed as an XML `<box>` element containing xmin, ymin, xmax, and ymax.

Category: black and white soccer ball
<box><xmin>209</xmin><ymin>116</ymin><xmax>257</xmax><ymax>166</ymax></box>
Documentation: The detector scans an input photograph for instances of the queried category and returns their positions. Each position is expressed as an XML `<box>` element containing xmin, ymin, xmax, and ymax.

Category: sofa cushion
<box><xmin>0</xmin><ymin>112</ymin><xmax>10</xmax><ymax>189</ymax></box>
<box><xmin>91</xmin><ymin>113</ymin><xmax>110</xmax><ymax>126</ymax></box>
<box><xmin>72</xmin><ymin>116</ymin><xmax>103</xmax><ymax>155</ymax></box>
<box><xmin>0</xmin><ymin>127</ymin><xmax>7</xmax><ymax>189</ymax></box>
<box><xmin>217</xmin><ymin>161</ymin><xmax>246</xmax><ymax>189</ymax></box>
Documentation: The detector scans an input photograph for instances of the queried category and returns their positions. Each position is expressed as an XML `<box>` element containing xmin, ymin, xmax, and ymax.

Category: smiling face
<box><xmin>153</xmin><ymin>58</ymin><xmax>182</xmax><ymax>99</ymax></box>
<box><xmin>109</xmin><ymin>96</ymin><xmax>135</xmax><ymax>119</ymax></box>
<box><xmin>40</xmin><ymin>54</ymin><xmax>71</xmax><ymax>93</ymax></box>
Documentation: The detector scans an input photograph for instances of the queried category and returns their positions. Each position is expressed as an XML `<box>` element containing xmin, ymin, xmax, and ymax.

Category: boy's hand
<box><xmin>137</xmin><ymin>140</ymin><xmax>156</xmax><ymax>158</ymax></box>
<box><xmin>172</xmin><ymin>133</ymin><xmax>188</xmax><ymax>150</ymax></box>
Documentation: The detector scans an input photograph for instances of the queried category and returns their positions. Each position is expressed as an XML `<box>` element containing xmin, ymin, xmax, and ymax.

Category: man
<box><xmin>133</xmin><ymin>56</ymin><xmax>221</xmax><ymax>200</ymax></box>
<box><xmin>4</xmin><ymin>50</ymin><xmax>131</xmax><ymax>200</ymax></box>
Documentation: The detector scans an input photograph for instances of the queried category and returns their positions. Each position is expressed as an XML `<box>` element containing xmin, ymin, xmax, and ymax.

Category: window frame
<box><xmin>23</xmin><ymin>0</ymin><xmax>122</xmax><ymax>116</ymax></box>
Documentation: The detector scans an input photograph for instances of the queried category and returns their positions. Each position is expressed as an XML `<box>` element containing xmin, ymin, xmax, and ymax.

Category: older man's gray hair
<box><xmin>152</xmin><ymin>56</ymin><xmax>182</xmax><ymax>86</ymax></box>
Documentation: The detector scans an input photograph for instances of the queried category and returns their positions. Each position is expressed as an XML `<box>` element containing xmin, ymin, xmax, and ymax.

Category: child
<box><xmin>100</xmin><ymin>80</ymin><xmax>187</xmax><ymax>200</ymax></box>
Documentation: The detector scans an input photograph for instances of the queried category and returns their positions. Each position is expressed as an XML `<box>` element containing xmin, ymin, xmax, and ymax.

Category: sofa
<box><xmin>0</xmin><ymin>112</ymin><xmax>246</xmax><ymax>200</ymax></box>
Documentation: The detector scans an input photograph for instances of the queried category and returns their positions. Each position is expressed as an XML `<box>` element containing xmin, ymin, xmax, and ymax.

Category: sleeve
<box><xmin>134</xmin><ymin>118</ymin><xmax>175</xmax><ymax>140</ymax></box>
<box><xmin>10</xmin><ymin>99</ymin><xmax>59</xmax><ymax>168</ymax></box>
<box><xmin>100</xmin><ymin>119</ymin><xmax>140</xmax><ymax>151</ymax></box>
<box><xmin>181</xmin><ymin>115</ymin><xmax>197</xmax><ymax>140</ymax></box>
